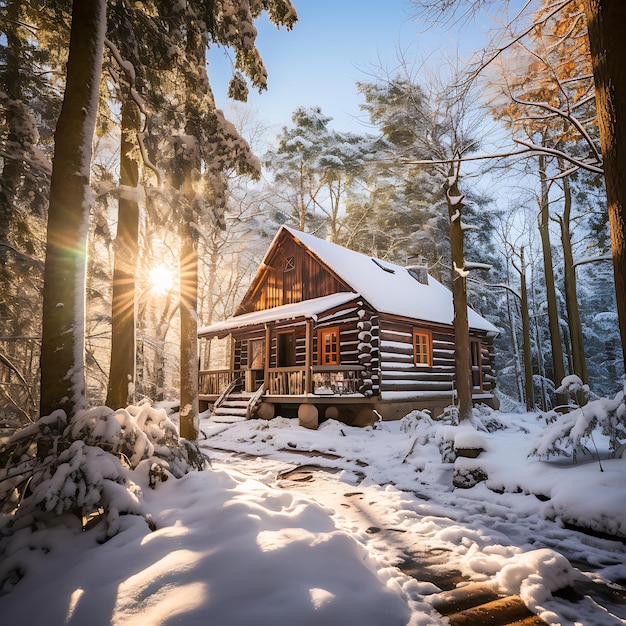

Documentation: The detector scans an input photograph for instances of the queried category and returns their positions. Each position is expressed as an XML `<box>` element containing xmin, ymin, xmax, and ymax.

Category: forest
<box><xmin>0</xmin><ymin>0</ymin><xmax>625</xmax><ymax>439</ymax></box>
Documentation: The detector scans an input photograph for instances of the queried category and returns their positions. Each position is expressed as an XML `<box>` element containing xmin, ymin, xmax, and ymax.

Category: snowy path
<box><xmin>202</xmin><ymin>422</ymin><xmax>626</xmax><ymax>626</ymax></box>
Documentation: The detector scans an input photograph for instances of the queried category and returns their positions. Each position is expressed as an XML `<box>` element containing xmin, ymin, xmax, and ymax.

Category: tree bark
<box><xmin>178</xmin><ymin>24</ymin><xmax>203</xmax><ymax>441</ymax></box>
<box><xmin>537</xmin><ymin>154</ymin><xmax>567</xmax><ymax>397</ymax></box>
<box><xmin>560</xmin><ymin>170</ymin><xmax>588</xmax><ymax>385</ymax></box>
<box><xmin>106</xmin><ymin>97</ymin><xmax>140</xmax><ymax>409</ymax></box>
<box><xmin>582</xmin><ymin>0</ymin><xmax>626</xmax><ymax>374</ymax></box>
<box><xmin>40</xmin><ymin>0</ymin><xmax>106</xmax><ymax>417</ymax></box>
<box><xmin>446</xmin><ymin>168</ymin><xmax>472</xmax><ymax>421</ymax></box>
<box><xmin>179</xmin><ymin>214</ymin><xmax>199</xmax><ymax>440</ymax></box>
<box><xmin>519</xmin><ymin>248</ymin><xmax>535</xmax><ymax>411</ymax></box>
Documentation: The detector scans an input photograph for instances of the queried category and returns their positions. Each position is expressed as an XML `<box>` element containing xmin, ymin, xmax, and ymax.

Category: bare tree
<box><xmin>412</xmin><ymin>0</ymin><xmax>626</xmax><ymax>376</ymax></box>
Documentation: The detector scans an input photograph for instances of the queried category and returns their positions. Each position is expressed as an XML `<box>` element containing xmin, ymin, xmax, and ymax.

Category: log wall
<box><xmin>378</xmin><ymin>316</ymin><xmax>495</xmax><ymax>397</ymax></box>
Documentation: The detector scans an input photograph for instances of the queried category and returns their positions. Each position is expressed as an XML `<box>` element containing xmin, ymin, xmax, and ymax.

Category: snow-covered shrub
<box><xmin>0</xmin><ymin>405</ymin><xmax>209</xmax><ymax>540</ymax></box>
<box><xmin>12</xmin><ymin>440</ymin><xmax>144</xmax><ymax>537</ymax></box>
<box><xmin>553</xmin><ymin>375</ymin><xmax>600</xmax><ymax>408</ymax></box>
<box><xmin>437</xmin><ymin>405</ymin><xmax>459</xmax><ymax>425</ymax></box>
<box><xmin>399</xmin><ymin>410</ymin><xmax>433</xmax><ymax>439</ymax></box>
<box><xmin>435</xmin><ymin>425</ymin><xmax>457</xmax><ymax>463</ymax></box>
<box><xmin>531</xmin><ymin>378</ymin><xmax>626</xmax><ymax>460</ymax></box>
<box><xmin>471</xmin><ymin>404</ymin><xmax>506</xmax><ymax>433</ymax></box>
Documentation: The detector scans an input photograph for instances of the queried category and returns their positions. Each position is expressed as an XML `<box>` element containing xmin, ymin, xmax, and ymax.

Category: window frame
<box><xmin>470</xmin><ymin>338</ymin><xmax>484</xmax><ymax>390</ymax></box>
<box><xmin>413</xmin><ymin>328</ymin><xmax>433</xmax><ymax>367</ymax></box>
<box><xmin>276</xmin><ymin>330</ymin><xmax>296</xmax><ymax>367</ymax></box>
<box><xmin>317</xmin><ymin>326</ymin><xmax>341</xmax><ymax>366</ymax></box>
<box><xmin>284</xmin><ymin>255</ymin><xmax>295</xmax><ymax>272</ymax></box>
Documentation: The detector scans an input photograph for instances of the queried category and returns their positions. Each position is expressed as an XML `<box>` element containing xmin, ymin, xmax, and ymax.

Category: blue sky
<box><xmin>208</xmin><ymin>0</ymin><xmax>492</xmax><ymax>135</ymax></box>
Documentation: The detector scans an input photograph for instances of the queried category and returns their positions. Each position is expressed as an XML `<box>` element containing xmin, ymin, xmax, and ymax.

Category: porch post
<box><xmin>305</xmin><ymin>318</ymin><xmax>313</xmax><ymax>394</ymax></box>
<box><xmin>264</xmin><ymin>324</ymin><xmax>271</xmax><ymax>390</ymax></box>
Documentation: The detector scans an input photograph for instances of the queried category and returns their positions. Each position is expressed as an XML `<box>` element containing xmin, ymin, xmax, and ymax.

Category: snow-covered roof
<box><xmin>281</xmin><ymin>227</ymin><xmax>498</xmax><ymax>333</ymax></box>
<box><xmin>198</xmin><ymin>292</ymin><xmax>358</xmax><ymax>337</ymax></box>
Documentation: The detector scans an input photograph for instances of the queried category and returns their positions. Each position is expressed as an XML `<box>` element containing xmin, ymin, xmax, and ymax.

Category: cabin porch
<box><xmin>199</xmin><ymin>364</ymin><xmax>365</xmax><ymax>397</ymax></box>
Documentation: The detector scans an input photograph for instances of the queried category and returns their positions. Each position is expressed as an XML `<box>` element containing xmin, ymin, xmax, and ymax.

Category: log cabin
<box><xmin>198</xmin><ymin>226</ymin><xmax>499</xmax><ymax>426</ymax></box>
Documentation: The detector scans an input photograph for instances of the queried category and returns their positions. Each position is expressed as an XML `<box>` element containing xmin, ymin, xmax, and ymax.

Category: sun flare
<box><xmin>149</xmin><ymin>264</ymin><xmax>175</xmax><ymax>296</ymax></box>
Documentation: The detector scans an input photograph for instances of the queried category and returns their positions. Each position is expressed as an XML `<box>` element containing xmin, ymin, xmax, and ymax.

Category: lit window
<box><xmin>318</xmin><ymin>327</ymin><xmax>340</xmax><ymax>365</ymax></box>
<box><xmin>413</xmin><ymin>329</ymin><xmax>432</xmax><ymax>366</ymax></box>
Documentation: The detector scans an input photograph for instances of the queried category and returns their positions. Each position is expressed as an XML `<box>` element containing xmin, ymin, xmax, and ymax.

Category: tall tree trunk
<box><xmin>106</xmin><ymin>97</ymin><xmax>140</xmax><ymax>409</ymax></box>
<box><xmin>519</xmin><ymin>248</ymin><xmax>535</xmax><ymax>411</ymax></box>
<box><xmin>179</xmin><ymin>213</ymin><xmax>199</xmax><ymax>439</ymax></box>
<box><xmin>40</xmin><ymin>0</ymin><xmax>106</xmax><ymax>417</ymax></box>
<box><xmin>446</xmin><ymin>167</ymin><xmax>471</xmax><ymax>421</ymax></box>
<box><xmin>178</xmin><ymin>24</ymin><xmax>203</xmax><ymax>441</ymax></box>
<box><xmin>582</xmin><ymin>0</ymin><xmax>626</xmax><ymax>373</ymax></box>
<box><xmin>560</xmin><ymin>170</ymin><xmax>588</xmax><ymax>385</ymax></box>
<box><xmin>538</xmin><ymin>154</ymin><xmax>566</xmax><ymax>397</ymax></box>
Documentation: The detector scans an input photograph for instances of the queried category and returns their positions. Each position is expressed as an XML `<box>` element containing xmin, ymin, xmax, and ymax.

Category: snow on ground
<box><xmin>1</xmin><ymin>407</ymin><xmax>625</xmax><ymax>625</ymax></box>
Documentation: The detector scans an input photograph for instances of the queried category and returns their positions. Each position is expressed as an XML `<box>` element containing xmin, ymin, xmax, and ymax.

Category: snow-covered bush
<box><xmin>471</xmin><ymin>403</ymin><xmax>506</xmax><ymax>433</ymax></box>
<box><xmin>399</xmin><ymin>410</ymin><xmax>433</xmax><ymax>439</ymax></box>
<box><xmin>0</xmin><ymin>404</ymin><xmax>208</xmax><ymax>540</ymax></box>
<box><xmin>552</xmin><ymin>375</ymin><xmax>600</xmax><ymax>409</ymax></box>
<box><xmin>531</xmin><ymin>377</ymin><xmax>626</xmax><ymax>460</ymax></box>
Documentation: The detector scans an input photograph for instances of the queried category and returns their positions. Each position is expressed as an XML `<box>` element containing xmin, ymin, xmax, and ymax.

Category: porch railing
<box><xmin>199</xmin><ymin>369</ymin><xmax>242</xmax><ymax>395</ymax></box>
<box><xmin>267</xmin><ymin>367</ymin><xmax>307</xmax><ymax>395</ymax></box>
<box><xmin>200</xmin><ymin>366</ymin><xmax>365</xmax><ymax>397</ymax></box>
<box><xmin>311</xmin><ymin>365</ymin><xmax>363</xmax><ymax>395</ymax></box>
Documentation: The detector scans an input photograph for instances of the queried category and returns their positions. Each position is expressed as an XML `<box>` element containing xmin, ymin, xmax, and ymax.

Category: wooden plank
<box><xmin>381</xmin><ymin>380</ymin><xmax>454</xmax><ymax>392</ymax></box>
<box><xmin>305</xmin><ymin>319</ymin><xmax>312</xmax><ymax>393</ymax></box>
<box><xmin>383</xmin><ymin>371</ymin><xmax>454</xmax><ymax>382</ymax></box>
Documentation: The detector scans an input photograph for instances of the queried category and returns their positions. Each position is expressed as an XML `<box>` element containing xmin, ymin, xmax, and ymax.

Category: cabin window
<box><xmin>277</xmin><ymin>331</ymin><xmax>296</xmax><ymax>367</ymax></box>
<box><xmin>248</xmin><ymin>339</ymin><xmax>265</xmax><ymax>370</ymax></box>
<box><xmin>284</xmin><ymin>255</ymin><xmax>295</xmax><ymax>272</ymax></box>
<box><xmin>471</xmin><ymin>338</ymin><xmax>483</xmax><ymax>390</ymax></box>
<box><xmin>413</xmin><ymin>329</ymin><xmax>432</xmax><ymax>367</ymax></box>
<box><xmin>318</xmin><ymin>327</ymin><xmax>340</xmax><ymax>366</ymax></box>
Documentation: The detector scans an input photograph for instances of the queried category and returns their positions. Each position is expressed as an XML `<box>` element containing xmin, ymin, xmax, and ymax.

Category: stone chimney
<box><xmin>405</xmin><ymin>254</ymin><xmax>429</xmax><ymax>285</ymax></box>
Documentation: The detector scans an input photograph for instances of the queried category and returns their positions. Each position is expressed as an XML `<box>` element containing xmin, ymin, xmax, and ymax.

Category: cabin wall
<box><xmin>315</xmin><ymin>299</ymin><xmax>380</xmax><ymax>396</ymax></box>
<box><xmin>379</xmin><ymin>321</ymin><xmax>455</xmax><ymax>394</ymax></box>
<box><xmin>233</xmin><ymin>330</ymin><xmax>266</xmax><ymax>371</ymax></box>
<box><xmin>379</xmin><ymin>316</ymin><xmax>495</xmax><ymax>401</ymax></box>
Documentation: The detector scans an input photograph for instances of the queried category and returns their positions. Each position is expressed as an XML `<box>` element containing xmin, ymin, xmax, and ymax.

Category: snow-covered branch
<box><xmin>513</xmin><ymin>138</ymin><xmax>603</xmax><ymax>174</ymax></box>
<box><xmin>103</xmin><ymin>37</ymin><xmax>163</xmax><ymax>186</ymax></box>
<box><xmin>510</xmin><ymin>96</ymin><xmax>602</xmax><ymax>166</ymax></box>
<box><xmin>572</xmin><ymin>254</ymin><xmax>613</xmax><ymax>268</ymax></box>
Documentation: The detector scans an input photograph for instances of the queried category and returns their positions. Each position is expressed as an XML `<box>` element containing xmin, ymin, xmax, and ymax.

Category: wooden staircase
<box><xmin>210</xmin><ymin>380</ymin><xmax>265</xmax><ymax>422</ymax></box>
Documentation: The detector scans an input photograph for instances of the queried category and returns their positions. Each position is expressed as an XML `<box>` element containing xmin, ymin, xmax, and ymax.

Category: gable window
<box><xmin>318</xmin><ymin>327</ymin><xmax>340</xmax><ymax>366</ymax></box>
<box><xmin>413</xmin><ymin>329</ymin><xmax>432</xmax><ymax>367</ymax></box>
<box><xmin>284</xmin><ymin>255</ymin><xmax>295</xmax><ymax>272</ymax></box>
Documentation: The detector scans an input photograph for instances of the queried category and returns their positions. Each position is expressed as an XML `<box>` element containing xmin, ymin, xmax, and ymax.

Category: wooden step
<box><xmin>219</xmin><ymin>400</ymin><xmax>250</xmax><ymax>408</ymax></box>
<box><xmin>429</xmin><ymin>583</ymin><xmax>500</xmax><ymax>615</ymax></box>
<box><xmin>214</xmin><ymin>406</ymin><xmax>248</xmax><ymax>416</ymax></box>
<box><xmin>445</xmin><ymin>595</ymin><xmax>538</xmax><ymax>626</ymax></box>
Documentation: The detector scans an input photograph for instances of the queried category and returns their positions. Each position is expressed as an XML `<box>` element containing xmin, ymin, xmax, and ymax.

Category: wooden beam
<box><xmin>264</xmin><ymin>324</ymin><xmax>271</xmax><ymax>390</ymax></box>
<box><xmin>305</xmin><ymin>318</ymin><xmax>312</xmax><ymax>394</ymax></box>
